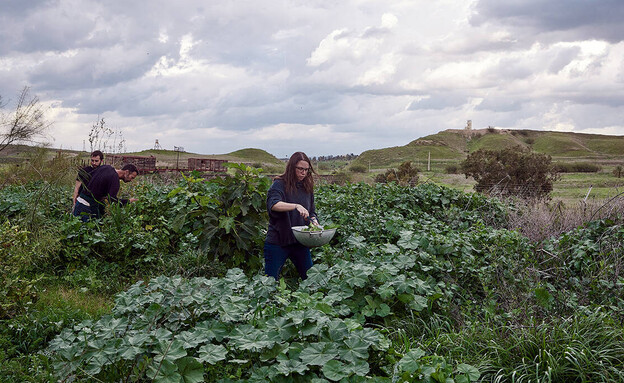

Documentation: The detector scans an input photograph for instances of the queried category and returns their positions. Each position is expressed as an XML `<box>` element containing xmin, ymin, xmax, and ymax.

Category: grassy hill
<box><xmin>353</xmin><ymin>128</ymin><xmax>624</xmax><ymax>169</ymax></box>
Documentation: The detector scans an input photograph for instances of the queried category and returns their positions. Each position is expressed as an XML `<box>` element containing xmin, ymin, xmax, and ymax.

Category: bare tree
<box><xmin>0</xmin><ymin>86</ymin><xmax>51</xmax><ymax>153</ymax></box>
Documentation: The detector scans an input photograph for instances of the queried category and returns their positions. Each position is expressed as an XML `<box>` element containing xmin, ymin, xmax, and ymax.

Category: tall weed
<box><xmin>506</xmin><ymin>196</ymin><xmax>624</xmax><ymax>242</ymax></box>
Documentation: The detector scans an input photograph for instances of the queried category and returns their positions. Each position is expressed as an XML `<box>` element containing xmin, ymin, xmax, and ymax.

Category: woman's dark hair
<box><xmin>277</xmin><ymin>152</ymin><xmax>315</xmax><ymax>194</ymax></box>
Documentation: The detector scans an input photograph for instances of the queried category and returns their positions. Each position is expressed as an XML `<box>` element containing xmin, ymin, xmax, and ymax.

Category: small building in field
<box><xmin>106</xmin><ymin>155</ymin><xmax>157</xmax><ymax>173</ymax></box>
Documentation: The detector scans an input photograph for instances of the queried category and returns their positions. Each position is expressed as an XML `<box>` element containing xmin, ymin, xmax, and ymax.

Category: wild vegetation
<box><xmin>461</xmin><ymin>146</ymin><xmax>559</xmax><ymax>200</ymax></box>
<box><xmin>1</xmin><ymin>150</ymin><xmax>624</xmax><ymax>381</ymax></box>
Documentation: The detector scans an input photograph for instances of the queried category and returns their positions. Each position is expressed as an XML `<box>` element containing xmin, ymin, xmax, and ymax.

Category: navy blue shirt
<box><xmin>82</xmin><ymin>165</ymin><xmax>128</xmax><ymax>204</ymax></box>
<box><xmin>76</xmin><ymin>165</ymin><xmax>96</xmax><ymax>196</ymax></box>
<box><xmin>266</xmin><ymin>179</ymin><xmax>317</xmax><ymax>246</ymax></box>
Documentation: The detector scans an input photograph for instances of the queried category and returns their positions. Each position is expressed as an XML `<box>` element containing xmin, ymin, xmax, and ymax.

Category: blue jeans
<box><xmin>72</xmin><ymin>194</ymin><xmax>105</xmax><ymax>222</ymax></box>
<box><xmin>72</xmin><ymin>200</ymin><xmax>93</xmax><ymax>222</ymax></box>
<box><xmin>264</xmin><ymin>242</ymin><xmax>313</xmax><ymax>280</ymax></box>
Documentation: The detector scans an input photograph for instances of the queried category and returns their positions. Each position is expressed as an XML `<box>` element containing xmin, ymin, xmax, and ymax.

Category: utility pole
<box><xmin>174</xmin><ymin>146</ymin><xmax>184</xmax><ymax>170</ymax></box>
<box><xmin>427</xmin><ymin>151</ymin><xmax>431</xmax><ymax>172</ymax></box>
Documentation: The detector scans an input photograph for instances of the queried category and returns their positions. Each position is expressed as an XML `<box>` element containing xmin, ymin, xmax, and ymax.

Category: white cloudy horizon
<box><xmin>1</xmin><ymin>0</ymin><xmax>623</xmax><ymax>158</ymax></box>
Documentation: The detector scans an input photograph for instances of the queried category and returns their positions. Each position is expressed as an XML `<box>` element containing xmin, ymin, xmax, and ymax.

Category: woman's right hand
<box><xmin>294</xmin><ymin>204</ymin><xmax>309</xmax><ymax>219</ymax></box>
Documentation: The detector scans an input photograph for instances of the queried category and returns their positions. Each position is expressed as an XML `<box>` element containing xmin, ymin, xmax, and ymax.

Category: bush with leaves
<box><xmin>374</xmin><ymin>161</ymin><xmax>419</xmax><ymax>185</ymax></box>
<box><xmin>168</xmin><ymin>163</ymin><xmax>271</xmax><ymax>272</ymax></box>
<box><xmin>348</xmin><ymin>164</ymin><xmax>367</xmax><ymax>173</ymax></box>
<box><xmin>461</xmin><ymin>146</ymin><xmax>559</xmax><ymax>200</ymax></box>
<box><xmin>538</xmin><ymin>219</ymin><xmax>624</xmax><ymax>311</ymax></box>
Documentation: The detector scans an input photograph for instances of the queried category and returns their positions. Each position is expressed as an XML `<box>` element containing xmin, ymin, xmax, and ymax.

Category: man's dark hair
<box><xmin>90</xmin><ymin>150</ymin><xmax>104</xmax><ymax>160</ymax></box>
<box><xmin>121</xmin><ymin>164</ymin><xmax>139</xmax><ymax>175</ymax></box>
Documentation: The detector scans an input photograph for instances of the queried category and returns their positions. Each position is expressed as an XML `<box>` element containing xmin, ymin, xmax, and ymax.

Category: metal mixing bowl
<box><xmin>291</xmin><ymin>226</ymin><xmax>337</xmax><ymax>247</ymax></box>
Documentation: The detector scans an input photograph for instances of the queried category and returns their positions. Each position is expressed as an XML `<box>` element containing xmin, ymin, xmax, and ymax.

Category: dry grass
<box><xmin>506</xmin><ymin>193</ymin><xmax>624</xmax><ymax>242</ymax></box>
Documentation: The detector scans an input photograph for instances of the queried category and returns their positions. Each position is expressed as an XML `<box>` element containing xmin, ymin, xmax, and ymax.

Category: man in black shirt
<box><xmin>73</xmin><ymin>164</ymin><xmax>139</xmax><ymax>222</ymax></box>
<box><xmin>72</xmin><ymin>150</ymin><xmax>104</xmax><ymax>212</ymax></box>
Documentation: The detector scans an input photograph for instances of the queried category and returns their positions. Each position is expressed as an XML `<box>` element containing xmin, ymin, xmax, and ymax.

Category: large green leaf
<box><xmin>340</xmin><ymin>336</ymin><xmax>369</xmax><ymax>363</ymax></box>
<box><xmin>299</xmin><ymin>342</ymin><xmax>339</xmax><ymax>366</ymax></box>
<box><xmin>275</xmin><ymin>353</ymin><xmax>309</xmax><ymax>376</ymax></box>
<box><xmin>197</xmin><ymin>344</ymin><xmax>227</xmax><ymax>364</ymax></box>
<box><xmin>229</xmin><ymin>325</ymin><xmax>275</xmax><ymax>352</ymax></box>
<box><xmin>148</xmin><ymin>359</ymin><xmax>180</xmax><ymax>383</ymax></box>
<box><xmin>177</xmin><ymin>357</ymin><xmax>204</xmax><ymax>383</ymax></box>
<box><xmin>456</xmin><ymin>363</ymin><xmax>480</xmax><ymax>382</ymax></box>
<box><xmin>322</xmin><ymin>360</ymin><xmax>349</xmax><ymax>381</ymax></box>
<box><xmin>156</xmin><ymin>339</ymin><xmax>187</xmax><ymax>363</ymax></box>
<box><xmin>398</xmin><ymin>348</ymin><xmax>426</xmax><ymax>373</ymax></box>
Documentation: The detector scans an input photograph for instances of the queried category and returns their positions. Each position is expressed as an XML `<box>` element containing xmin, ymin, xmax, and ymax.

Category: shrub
<box><xmin>445</xmin><ymin>164</ymin><xmax>460</xmax><ymax>174</ymax></box>
<box><xmin>168</xmin><ymin>163</ymin><xmax>271</xmax><ymax>272</ymax></box>
<box><xmin>375</xmin><ymin>161</ymin><xmax>419</xmax><ymax>185</ymax></box>
<box><xmin>462</xmin><ymin>146</ymin><xmax>559</xmax><ymax>200</ymax></box>
<box><xmin>349</xmin><ymin>164</ymin><xmax>367</xmax><ymax>173</ymax></box>
<box><xmin>330</xmin><ymin>170</ymin><xmax>352</xmax><ymax>185</ymax></box>
<box><xmin>613</xmin><ymin>165</ymin><xmax>623</xmax><ymax>178</ymax></box>
<box><xmin>317</xmin><ymin>162</ymin><xmax>331</xmax><ymax>171</ymax></box>
<box><xmin>555</xmin><ymin>162</ymin><xmax>601</xmax><ymax>173</ymax></box>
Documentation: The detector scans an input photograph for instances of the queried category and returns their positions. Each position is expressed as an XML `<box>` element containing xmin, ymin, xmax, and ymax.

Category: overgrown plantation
<box><xmin>0</xmin><ymin>154</ymin><xmax>624</xmax><ymax>382</ymax></box>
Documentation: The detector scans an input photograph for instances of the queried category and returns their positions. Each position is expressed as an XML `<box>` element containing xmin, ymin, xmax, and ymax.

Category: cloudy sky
<box><xmin>1</xmin><ymin>0</ymin><xmax>623</xmax><ymax>157</ymax></box>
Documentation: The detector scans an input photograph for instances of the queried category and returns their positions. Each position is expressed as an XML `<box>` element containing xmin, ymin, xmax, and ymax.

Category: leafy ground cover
<box><xmin>1</xmin><ymin>163</ymin><xmax>623</xmax><ymax>381</ymax></box>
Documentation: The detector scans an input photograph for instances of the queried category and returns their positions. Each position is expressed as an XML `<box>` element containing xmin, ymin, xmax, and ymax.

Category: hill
<box><xmin>126</xmin><ymin>147</ymin><xmax>281</xmax><ymax>165</ymax></box>
<box><xmin>353</xmin><ymin>128</ymin><xmax>624</xmax><ymax>169</ymax></box>
<box><xmin>120</xmin><ymin>147</ymin><xmax>284</xmax><ymax>172</ymax></box>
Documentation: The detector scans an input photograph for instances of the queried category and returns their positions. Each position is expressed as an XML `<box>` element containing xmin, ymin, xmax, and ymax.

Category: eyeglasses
<box><xmin>295</xmin><ymin>166</ymin><xmax>310</xmax><ymax>173</ymax></box>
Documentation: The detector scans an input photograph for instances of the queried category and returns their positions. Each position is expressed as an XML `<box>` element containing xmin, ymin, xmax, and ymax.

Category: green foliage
<box><xmin>168</xmin><ymin>163</ymin><xmax>271</xmax><ymax>271</ymax></box>
<box><xmin>539</xmin><ymin>219</ymin><xmax>624</xmax><ymax>311</ymax></box>
<box><xmin>436</xmin><ymin>311</ymin><xmax>624</xmax><ymax>382</ymax></box>
<box><xmin>0</xmin><ymin>287</ymin><xmax>111</xmax><ymax>383</ymax></box>
<box><xmin>0</xmin><ymin>220</ymin><xmax>42</xmax><ymax>318</ymax></box>
<box><xmin>0</xmin><ymin>181</ymin><xmax>70</xmax><ymax>226</ymax></box>
<box><xmin>47</xmin><ymin>270</ymin><xmax>395</xmax><ymax>381</ymax></box>
<box><xmin>462</xmin><ymin>146</ymin><xmax>559</xmax><ymax>200</ymax></box>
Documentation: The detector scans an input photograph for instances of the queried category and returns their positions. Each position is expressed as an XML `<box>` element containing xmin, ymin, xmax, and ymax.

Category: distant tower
<box><xmin>465</xmin><ymin>120</ymin><xmax>472</xmax><ymax>130</ymax></box>
<box><xmin>154</xmin><ymin>139</ymin><xmax>162</xmax><ymax>150</ymax></box>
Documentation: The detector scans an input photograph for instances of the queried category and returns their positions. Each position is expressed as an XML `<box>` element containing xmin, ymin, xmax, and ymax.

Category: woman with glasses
<box><xmin>264</xmin><ymin>151</ymin><xmax>320</xmax><ymax>280</ymax></box>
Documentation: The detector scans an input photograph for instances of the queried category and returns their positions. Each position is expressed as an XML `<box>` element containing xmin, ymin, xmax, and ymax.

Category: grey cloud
<box><xmin>407</xmin><ymin>93</ymin><xmax>469</xmax><ymax>111</ymax></box>
<box><xmin>548</xmin><ymin>47</ymin><xmax>581</xmax><ymax>73</ymax></box>
<box><xmin>471</xmin><ymin>0</ymin><xmax>624</xmax><ymax>43</ymax></box>
<box><xmin>362</xmin><ymin>26</ymin><xmax>391</xmax><ymax>39</ymax></box>
<box><xmin>476</xmin><ymin>97</ymin><xmax>523</xmax><ymax>112</ymax></box>
<box><xmin>28</xmin><ymin>45</ymin><xmax>168</xmax><ymax>91</ymax></box>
